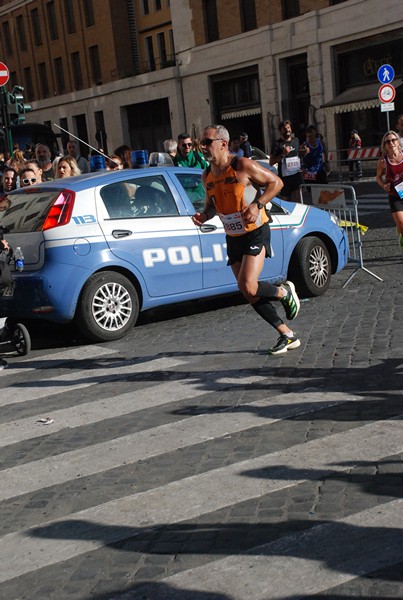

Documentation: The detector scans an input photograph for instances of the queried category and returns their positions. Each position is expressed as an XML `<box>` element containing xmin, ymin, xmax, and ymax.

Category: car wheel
<box><xmin>75</xmin><ymin>271</ymin><xmax>139</xmax><ymax>342</ymax></box>
<box><xmin>289</xmin><ymin>236</ymin><xmax>331</xmax><ymax>297</ymax></box>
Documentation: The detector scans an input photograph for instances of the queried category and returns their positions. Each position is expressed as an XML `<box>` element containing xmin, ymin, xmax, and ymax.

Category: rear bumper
<box><xmin>0</xmin><ymin>265</ymin><xmax>89</xmax><ymax>323</ymax></box>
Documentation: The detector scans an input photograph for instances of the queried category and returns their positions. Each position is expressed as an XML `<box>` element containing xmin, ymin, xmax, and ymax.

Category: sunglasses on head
<box><xmin>22</xmin><ymin>177</ymin><xmax>37</xmax><ymax>184</ymax></box>
<box><xmin>200</xmin><ymin>138</ymin><xmax>224</xmax><ymax>146</ymax></box>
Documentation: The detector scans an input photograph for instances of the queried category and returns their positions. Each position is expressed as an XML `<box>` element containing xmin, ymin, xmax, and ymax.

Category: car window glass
<box><xmin>0</xmin><ymin>191</ymin><xmax>59</xmax><ymax>232</ymax></box>
<box><xmin>252</xmin><ymin>147</ymin><xmax>268</xmax><ymax>159</ymax></box>
<box><xmin>175</xmin><ymin>173</ymin><xmax>205</xmax><ymax>212</ymax></box>
<box><xmin>101</xmin><ymin>175</ymin><xmax>178</xmax><ymax>219</ymax></box>
<box><xmin>100</xmin><ymin>183</ymin><xmax>133</xmax><ymax>219</ymax></box>
<box><xmin>269</xmin><ymin>200</ymin><xmax>287</xmax><ymax>214</ymax></box>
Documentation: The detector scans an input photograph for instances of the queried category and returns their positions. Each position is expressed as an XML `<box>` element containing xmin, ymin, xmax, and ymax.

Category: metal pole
<box><xmin>52</xmin><ymin>123</ymin><xmax>120</xmax><ymax>167</ymax></box>
<box><xmin>0</xmin><ymin>86</ymin><xmax>13</xmax><ymax>157</ymax></box>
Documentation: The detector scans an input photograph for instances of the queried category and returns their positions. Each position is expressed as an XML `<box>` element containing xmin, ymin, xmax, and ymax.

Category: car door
<box><xmin>173</xmin><ymin>172</ymin><xmax>285</xmax><ymax>286</ymax></box>
<box><xmin>172</xmin><ymin>171</ymin><xmax>235</xmax><ymax>289</ymax></box>
<box><xmin>97</xmin><ymin>173</ymin><xmax>203</xmax><ymax>298</ymax></box>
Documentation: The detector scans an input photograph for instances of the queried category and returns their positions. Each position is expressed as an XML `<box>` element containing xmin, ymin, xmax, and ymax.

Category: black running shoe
<box><xmin>281</xmin><ymin>280</ymin><xmax>300</xmax><ymax>320</ymax></box>
<box><xmin>268</xmin><ymin>334</ymin><xmax>301</xmax><ymax>355</ymax></box>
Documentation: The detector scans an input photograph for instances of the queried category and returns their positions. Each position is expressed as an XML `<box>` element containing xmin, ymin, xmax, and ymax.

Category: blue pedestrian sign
<box><xmin>377</xmin><ymin>64</ymin><xmax>394</xmax><ymax>84</ymax></box>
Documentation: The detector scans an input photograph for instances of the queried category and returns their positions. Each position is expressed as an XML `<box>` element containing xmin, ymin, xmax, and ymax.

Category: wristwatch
<box><xmin>252</xmin><ymin>199</ymin><xmax>265</xmax><ymax>210</ymax></box>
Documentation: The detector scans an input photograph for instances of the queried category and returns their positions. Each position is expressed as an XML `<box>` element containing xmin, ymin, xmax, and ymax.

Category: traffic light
<box><xmin>6</xmin><ymin>85</ymin><xmax>31</xmax><ymax>125</ymax></box>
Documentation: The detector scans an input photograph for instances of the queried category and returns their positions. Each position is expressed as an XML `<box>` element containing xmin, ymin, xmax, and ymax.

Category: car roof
<box><xmin>10</xmin><ymin>167</ymin><xmax>204</xmax><ymax>195</ymax></box>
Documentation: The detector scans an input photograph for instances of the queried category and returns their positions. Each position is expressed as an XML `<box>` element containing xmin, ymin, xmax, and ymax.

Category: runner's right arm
<box><xmin>192</xmin><ymin>169</ymin><xmax>217</xmax><ymax>226</ymax></box>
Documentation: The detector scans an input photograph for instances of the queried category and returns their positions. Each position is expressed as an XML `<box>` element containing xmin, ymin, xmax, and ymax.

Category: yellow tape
<box><xmin>339</xmin><ymin>220</ymin><xmax>368</xmax><ymax>235</ymax></box>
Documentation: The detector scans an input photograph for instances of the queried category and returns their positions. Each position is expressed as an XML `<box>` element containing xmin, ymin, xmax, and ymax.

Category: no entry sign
<box><xmin>0</xmin><ymin>62</ymin><xmax>10</xmax><ymax>87</ymax></box>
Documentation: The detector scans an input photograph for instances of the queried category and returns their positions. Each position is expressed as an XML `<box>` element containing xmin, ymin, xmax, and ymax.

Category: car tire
<box><xmin>75</xmin><ymin>271</ymin><xmax>139</xmax><ymax>342</ymax></box>
<box><xmin>289</xmin><ymin>236</ymin><xmax>331</xmax><ymax>297</ymax></box>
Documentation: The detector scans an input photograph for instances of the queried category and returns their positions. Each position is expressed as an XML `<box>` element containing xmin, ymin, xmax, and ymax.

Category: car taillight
<box><xmin>42</xmin><ymin>190</ymin><xmax>75</xmax><ymax>231</ymax></box>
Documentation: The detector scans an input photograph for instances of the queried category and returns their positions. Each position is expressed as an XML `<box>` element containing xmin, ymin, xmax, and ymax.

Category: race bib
<box><xmin>283</xmin><ymin>156</ymin><xmax>301</xmax><ymax>176</ymax></box>
<box><xmin>394</xmin><ymin>180</ymin><xmax>403</xmax><ymax>199</ymax></box>
<box><xmin>304</xmin><ymin>171</ymin><xmax>317</xmax><ymax>181</ymax></box>
<box><xmin>219</xmin><ymin>212</ymin><xmax>246</xmax><ymax>236</ymax></box>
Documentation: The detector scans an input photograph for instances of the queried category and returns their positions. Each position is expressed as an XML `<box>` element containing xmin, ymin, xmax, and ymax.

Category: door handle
<box><xmin>112</xmin><ymin>229</ymin><xmax>132</xmax><ymax>238</ymax></box>
<box><xmin>200</xmin><ymin>223</ymin><xmax>217</xmax><ymax>233</ymax></box>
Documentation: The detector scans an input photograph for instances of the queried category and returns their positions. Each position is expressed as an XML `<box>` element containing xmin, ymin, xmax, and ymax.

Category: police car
<box><xmin>0</xmin><ymin>167</ymin><xmax>348</xmax><ymax>342</ymax></box>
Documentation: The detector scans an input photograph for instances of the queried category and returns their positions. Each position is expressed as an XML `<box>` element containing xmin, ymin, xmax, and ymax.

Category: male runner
<box><xmin>192</xmin><ymin>124</ymin><xmax>301</xmax><ymax>355</ymax></box>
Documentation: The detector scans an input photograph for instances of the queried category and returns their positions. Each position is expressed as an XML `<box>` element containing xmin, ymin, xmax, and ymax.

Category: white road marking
<box><xmin>4</xmin><ymin>345</ymin><xmax>117</xmax><ymax>376</ymax></box>
<box><xmin>0</xmin><ymin>356</ymin><xmax>187</xmax><ymax>407</ymax></box>
<box><xmin>157</xmin><ymin>499</ymin><xmax>403</xmax><ymax>599</ymax></box>
<box><xmin>0</xmin><ymin>416</ymin><xmax>402</xmax><ymax>581</ymax></box>
<box><xmin>0</xmin><ymin>392</ymin><xmax>360</xmax><ymax>498</ymax></box>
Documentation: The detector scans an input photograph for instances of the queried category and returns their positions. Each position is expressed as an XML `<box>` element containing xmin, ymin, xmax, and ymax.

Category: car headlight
<box><xmin>328</xmin><ymin>211</ymin><xmax>341</xmax><ymax>226</ymax></box>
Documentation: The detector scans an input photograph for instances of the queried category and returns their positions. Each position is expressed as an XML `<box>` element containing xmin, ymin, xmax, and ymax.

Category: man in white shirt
<box><xmin>66</xmin><ymin>140</ymin><xmax>89</xmax><ymax>174</ymax></box>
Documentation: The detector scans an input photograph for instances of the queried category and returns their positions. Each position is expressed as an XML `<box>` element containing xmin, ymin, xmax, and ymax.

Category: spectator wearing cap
<box><xmin>348</xmin><ymin>130</ymin><xmax>362</xmax><ymax>181</ymax></box>
<box><xmin>239</xmin><ymin>132</ymin><xmax>253</xmax><ymax>158</ymax></box>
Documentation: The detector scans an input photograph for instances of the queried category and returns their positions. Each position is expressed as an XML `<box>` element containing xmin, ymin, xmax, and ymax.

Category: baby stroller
<box><xmin>0</xmin><ymin>244</ymin><xmax>31</xmax><ymax>357</ymax></box>
<box><xmin>0</xmin><ymin>319</ymin><xmax>31</xmax><ymax>356</ymax></box>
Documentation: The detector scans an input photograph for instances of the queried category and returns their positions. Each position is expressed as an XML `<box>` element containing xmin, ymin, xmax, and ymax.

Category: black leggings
<box><xmin>251</xmin><ymin>281</ymin><xmax>284</xmax><ymax>329</ymax></box>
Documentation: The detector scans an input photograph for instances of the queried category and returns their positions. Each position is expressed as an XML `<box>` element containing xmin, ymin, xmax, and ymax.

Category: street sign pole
<box><xmin>0</xmin><ymin>86</ymin><xmax>13</xmax><ymax>157</ymax></box>
<box><xmin>377</xmin><ymin>65</ymin><xmax>395</xmax><ymax>131</ymax></box>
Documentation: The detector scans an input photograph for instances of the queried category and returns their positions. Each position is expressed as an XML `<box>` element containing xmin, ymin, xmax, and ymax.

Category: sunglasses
<box><xmin>200</xmin><ymin>138</ymin><xmax>224</xmax><ymax>146</ymax></box>
<box><xmin>180</xmin><ymin>142</ymin><xmax>193</xmax><ymax>147</ymax></box>
<box><xmin>22</xmin><ymin>178</ymin><xmax>37</xmax><ymax>184</ymax></box>
<box><xmin>385</xmin><ymin>138</ymin><xmax>398</xmax><ymax>144</ymax></box>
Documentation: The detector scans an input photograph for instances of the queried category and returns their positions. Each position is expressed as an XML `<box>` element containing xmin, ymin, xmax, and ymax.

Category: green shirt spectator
<box><xmin>174</xmin><ymin>133</ymin><xmax>210</xmax><ymax>169</ymax></box>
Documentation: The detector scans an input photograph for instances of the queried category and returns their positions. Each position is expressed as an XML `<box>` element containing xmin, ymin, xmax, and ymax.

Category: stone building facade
<box><xmin>0</xmin><ymin>0</ymin><xmax>401</xmax><ymax>158</ymax></box>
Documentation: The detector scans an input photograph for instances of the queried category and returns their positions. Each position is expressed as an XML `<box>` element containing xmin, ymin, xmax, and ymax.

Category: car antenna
<box><xmin>52</xmin><ymin>123</ymin><xmax>121</xmax><ymax>168</ymax></box>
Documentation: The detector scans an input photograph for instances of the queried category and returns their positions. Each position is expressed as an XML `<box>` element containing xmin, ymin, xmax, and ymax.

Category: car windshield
<box><xmin>0</xmin><ymin>190</ymin><xmax>60</xmax><ymax>233</ymax></box>
<box><xmin>252</xmin><ymin>147</ymin><xmax>268</xmax><ymax>159</ymax></box>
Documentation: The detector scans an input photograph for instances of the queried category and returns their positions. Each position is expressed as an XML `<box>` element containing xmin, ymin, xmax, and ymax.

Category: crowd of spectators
<box><xmin>0</xmin><ymin>128</ymin><xmax>260</xmax><ymax>193</ymax></box>
<box><xmin>0</xmin><ymin>139</ymin><xmax>124</xmax><ymax>195</ymax></box>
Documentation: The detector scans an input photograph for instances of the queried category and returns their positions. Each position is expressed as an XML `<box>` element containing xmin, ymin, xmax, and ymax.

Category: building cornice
<box><xmin>0</xmin><ymin>0</ymin><xmax>33</xmax><ymax>16</ymax></box>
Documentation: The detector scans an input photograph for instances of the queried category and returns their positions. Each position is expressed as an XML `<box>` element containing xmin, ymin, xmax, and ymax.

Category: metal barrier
<box><xmin>326</xmin><ymin>148</ymin><xmax>380</xmax><ymax>183</ymax></box>
<box><xmin>299</xmin><ymin>183</ymin><xmax>383</xmax><ymax>287</ymax></box>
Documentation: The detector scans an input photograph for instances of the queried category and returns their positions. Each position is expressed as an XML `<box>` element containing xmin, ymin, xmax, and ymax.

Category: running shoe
<box><xmin>268</xmin><ymin>334</ymin><xmax>301</xmax><ymax>355</ymax></box>
<box><xmin>281</xmin><ymin>280</ymin><xmax>300</xmax><ymax>320</ymax></box>
<box><xmin>0</xmin><ymin>358</ymin><xmax>8</xmax><ymax>370</ymax></box>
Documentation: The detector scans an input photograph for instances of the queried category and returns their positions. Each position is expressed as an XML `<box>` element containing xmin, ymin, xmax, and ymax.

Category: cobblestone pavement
<box><xmin>0</xmin><ymin>194</ymin><xmax>402</xmax><ymax>600</ymax></box>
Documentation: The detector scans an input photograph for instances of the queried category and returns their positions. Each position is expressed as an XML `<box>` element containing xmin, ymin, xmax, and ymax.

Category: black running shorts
<box><xmin>389</xmin><ymin>194</ymin><xmax>403</xmax><ymax>213</ymax></box>
<box><xmin>226</xmin><ymin>222</ymin><xmax>271</xmax><ymax>266</ymax></box>
<box><xmin>280</xmin><ymin>172</ymin><xmax>303</xmax><ymax>199</ymax></box>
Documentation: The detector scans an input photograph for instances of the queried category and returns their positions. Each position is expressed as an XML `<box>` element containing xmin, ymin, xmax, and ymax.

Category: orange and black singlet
<box><xmin>205</xmin><ymin>157</ymin><xmax>269</xmax><ymax>236</ymax></box>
